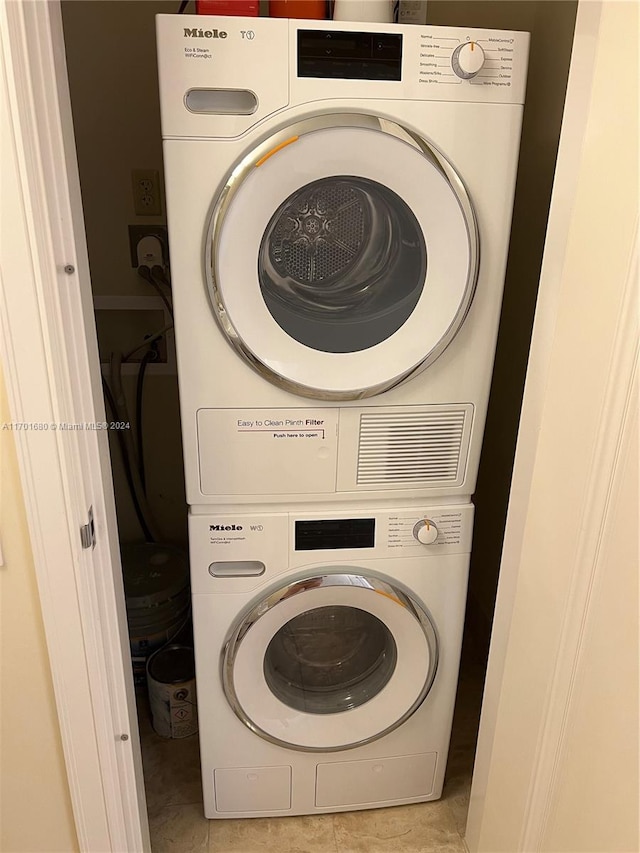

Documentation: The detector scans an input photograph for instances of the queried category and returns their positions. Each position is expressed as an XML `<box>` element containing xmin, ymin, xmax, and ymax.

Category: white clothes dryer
<box><xmin>156</xmin><ymin>17</ymin><xmax>529</xmax><ymax>507</ymax></box>
<box><xmin>190</xmin><ymin>503</ymin><xmax>473</xmax><ymax>818</ymax></box>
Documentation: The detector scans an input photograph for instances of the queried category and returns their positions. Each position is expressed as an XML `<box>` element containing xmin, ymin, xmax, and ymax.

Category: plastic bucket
<box><xmin>121</xmin><ymin>542</ymin><xmax>190</xmax><ymax>687</ymax></box>
<box><xmin>147</xmin><ymin>644</ymin><xmax>198</xmax><ymax>739</ymax></box>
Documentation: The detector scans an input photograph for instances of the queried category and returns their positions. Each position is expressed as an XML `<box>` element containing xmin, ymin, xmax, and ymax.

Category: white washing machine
<box><xmin>190</xmin><ymin>503</ymin><xmax>472</xmax><ymax>818</ymax></box>
<box><xmin>156</xmin><ymin>16</ymin><xmax>529</xmax><ymax>508</ymax></box>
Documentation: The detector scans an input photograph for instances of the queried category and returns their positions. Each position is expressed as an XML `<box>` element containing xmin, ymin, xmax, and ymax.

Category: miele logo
<box><xmin>209</xmin><ymin>524</ymin><xmax>242</xmax><ymax>531</ymax></box>
<box><xmin>183</xmin><ymin>27</ymin><xmax>227</xmax><ymax>39</ymax></box>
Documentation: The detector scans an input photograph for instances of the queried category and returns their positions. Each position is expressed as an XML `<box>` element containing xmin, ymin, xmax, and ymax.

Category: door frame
<box><xmin>1</xmin><ymin>2</ymin><xmax>149</xmax><ymax>850</ymax></box>
<box><xmin>1</xmin><ymin>2</ymin><xmax>627</xmax><ymax>852</ymax></box>
<box><xmin>466</xmin><ymin>1</ymin><xmax>638</xmax><ymax>848</ymax></box>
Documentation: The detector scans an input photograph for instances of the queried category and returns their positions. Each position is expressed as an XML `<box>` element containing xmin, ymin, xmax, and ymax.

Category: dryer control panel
<box><xmin>156</xmin><ymin>15</ymin><xmax>529</xmax><ymax>139</ymax></box>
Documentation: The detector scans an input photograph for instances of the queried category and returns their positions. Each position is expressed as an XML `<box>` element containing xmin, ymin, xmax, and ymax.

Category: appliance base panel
<box><xmin>207</xmin><ymin>751</ymin><xmax>445</xmax><ymax>819</ymax></box>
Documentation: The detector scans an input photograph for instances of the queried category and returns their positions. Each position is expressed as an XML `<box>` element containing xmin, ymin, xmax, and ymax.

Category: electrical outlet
<box><xmin>95</xmin><ymin>308</ymin><xmax>168</xmax><ymax>364</ymax></box>
<box><xmin>137</xmin><ymin>235</ymin><xmax>163</xmax><ymax>268</ymax></box>
<box><xmin>132</xmin><ymin>168</ymin><xmax>162</xmax><ymax>216</ymax></box>
<box><xmin>128</xmin><ymin>225</ymin><xmax>169</xmax><ymax>268</ymax></box>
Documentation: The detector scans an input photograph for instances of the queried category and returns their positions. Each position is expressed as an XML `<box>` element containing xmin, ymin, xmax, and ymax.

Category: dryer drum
<box><xmin>258</xmin><ymin>176</ymin><xmax>427</xmax><ymax>353</ymax></box>
<box><xmin>267</xmin><ymin>180</ymin><xmax>371</xmax><ymax>291</ymax></box>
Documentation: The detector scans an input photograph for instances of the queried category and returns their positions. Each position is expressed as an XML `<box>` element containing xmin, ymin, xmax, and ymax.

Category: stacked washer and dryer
<box><xmin>156</xmin><ymin>15</ymin><xmax>528</xmax><ymax>819</ymax></box>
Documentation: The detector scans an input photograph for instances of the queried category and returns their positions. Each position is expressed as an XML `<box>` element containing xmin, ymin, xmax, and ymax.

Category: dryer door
<box><xmin>222</xmin><ymin>572</ymin><xmax>438</xmax><ymax>751</ymax></box>
<box><xmin>207</xmin><ymin>113</ymin><xmax>478</xmax><ymax>400</ymax></box>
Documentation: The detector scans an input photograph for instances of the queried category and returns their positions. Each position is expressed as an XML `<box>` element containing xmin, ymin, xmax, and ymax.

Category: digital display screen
<box><xmin>298</xmin><ymin>30</ymin><xmax>402</xmax><ymax>81</ymax></box>
<box><xmin>295</xmin><ymin>518</ymin><xmax>376</xmax><ymax>550</ymax></box>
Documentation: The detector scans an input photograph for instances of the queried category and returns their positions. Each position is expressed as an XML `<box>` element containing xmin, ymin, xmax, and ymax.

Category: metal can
<box><xmin>147</xmin><ymin>644</ymin><xmax>198</xmax><ymax>739</ymax></box>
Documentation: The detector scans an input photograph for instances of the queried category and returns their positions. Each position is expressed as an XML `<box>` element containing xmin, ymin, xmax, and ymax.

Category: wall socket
<box><xmin>129</xmin><ymin>225</ymin><xmax>169</xmax><ymax>268</ymax></box>
<box><xmin>132</xmin><ymin>168</ymin><xmax>162</xmax><ymax>216</ymax></box>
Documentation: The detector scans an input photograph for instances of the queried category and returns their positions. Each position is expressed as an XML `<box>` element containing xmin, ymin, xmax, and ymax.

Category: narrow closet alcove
<box><xmin>59</xmin><ymin>1</ymin><xmax>578</xmax><ymax>849</ymax></box>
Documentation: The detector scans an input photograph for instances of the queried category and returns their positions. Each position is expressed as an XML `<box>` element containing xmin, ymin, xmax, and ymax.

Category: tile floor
<box><xmin>139</xmin><ymin>651</ymin><xmax>484</xmax><ymax>853</ymax></box>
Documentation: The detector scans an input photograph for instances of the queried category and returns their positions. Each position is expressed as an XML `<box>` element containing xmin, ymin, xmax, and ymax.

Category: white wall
<box><xmin>0</xmin><ymin>368</ymin><xmax>79</xmax><ymax>853</ymax></box>
<box><xmin>541</xmin><ymin>374</ymin><xmax>638</xmax><ymax>853</ymax></box>
<box><xmin>61</xmin><ymin>0</ymin><xmax>174</xmax><ymax>299</ymax></box>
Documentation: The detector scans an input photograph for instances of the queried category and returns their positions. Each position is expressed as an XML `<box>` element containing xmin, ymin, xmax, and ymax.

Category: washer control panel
<box><xmin>190</xmin><ymin>503</ymin><xmax>474</xmax><ymax>592</ymax></box>
<box><xmin>412</xmin><ymin>518</ymin><xmax>439</xmax><ymax>544</ymax></box>
<box><xmin>387</xmin><ymin>507</ymin><xmax>469</xmax><ymax>549</ymax></box>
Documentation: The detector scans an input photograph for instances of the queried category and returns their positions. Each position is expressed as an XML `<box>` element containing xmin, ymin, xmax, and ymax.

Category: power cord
<box><xmin>99</xmin><ymin>260</ymin><xmax>175</xmax><ymax>542</ymax></box>
<box><xmin>137</xmin><ymin>264</ymin><xmax>173</xmax><ymax>319</ymax></box>
<box><xmin>102</xmin><ymin>374</ymin><xmax>156</xmax><ymax>542</ymax></box>
<box><xmin>150</xmin><ymin>264</ymin><xmax>172</xmax><ymax>293</ymax></box>
<box><xmin>108</xmin><ymin>351</ymin><xmax>161</xmax><ymax>543</ymax></box>
<box><xmin>136</xmin><ymin>343</ymin><xmax>159</xmax><ymax>492</ymax></box>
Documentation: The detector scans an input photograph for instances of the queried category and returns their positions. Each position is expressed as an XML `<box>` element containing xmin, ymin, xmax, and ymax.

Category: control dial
<box><xmin>413</xmin><ymin>519</ymin><xmax>439</xmax><ymax>545</ymax></box>
<box><xmin>451</xmin><ymin>41</ymin><xmax>486</xmax><ymax>79</ymax></box>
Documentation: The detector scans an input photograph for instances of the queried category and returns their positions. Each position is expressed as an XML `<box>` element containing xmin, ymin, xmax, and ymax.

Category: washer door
<box><xmin>222</xmin><ymin>572</ymin><xmax>438</xmax><ymax>752</ymax></box>
<box><xmin>207</xmin><ymin>113</ymin><xmax>479</xmax><ymax>400</ymax></box>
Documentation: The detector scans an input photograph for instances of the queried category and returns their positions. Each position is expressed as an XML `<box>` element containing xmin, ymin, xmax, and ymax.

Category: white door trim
<box><xmin>466</xmin><ymin>1</ymin><xmax>639</xmax><ymax>849</ymax></box>
<box><xmin>0</xmin><ymin>2</ymin><xmax>149</xmax><ymax>850</ymax></box>
<box><xmin>520</xmin><ymin>226</ymin><xmax>638</xmax><ymax>850</ymax></box>
<box><xmin>465</xmin><ymin>8</ymin><xmax>605</xmax><ymax>845</ymax></box>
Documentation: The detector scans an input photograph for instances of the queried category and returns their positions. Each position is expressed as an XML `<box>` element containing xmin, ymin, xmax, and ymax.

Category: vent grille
<box><xmin>357</xmin><ymin>409</ymin><xmax>468</xmax><ymax>486</ymax></box>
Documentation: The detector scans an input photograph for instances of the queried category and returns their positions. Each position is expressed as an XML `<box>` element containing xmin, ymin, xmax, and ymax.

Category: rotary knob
<box><xmin>451</xmin><ymin>41</ymin><xmax>485</xmax><ymax>79</ymax></box>
<box><xmin>413</xmin><ymin>519</ymin><xmax>439</xmax><ymax>545</ymax></box>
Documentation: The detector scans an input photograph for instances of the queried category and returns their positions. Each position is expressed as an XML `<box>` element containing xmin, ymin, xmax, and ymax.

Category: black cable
<box><xmin>137</xmin><ymin>265</ymin><xmax>173</xmax><ymax>319</ymax></box>
<box><xmin>110</xmin><ymin>353</ymin><xmax>161</xmax><ymax>543</ymax></box>
<box><xmin>102</xmin><ymin>374</ymin><xmax>155</xmax><ymax>543</ymax></box>
<box><xmin>150</xmin><ymin>265</ymin><xmax>174</xmax><ymax>314</ymax></box>
<box><xmin>177</xmin><ymin>1</ymin><xmax>190</xmax><ymax>13</ymax></box>
<box><xmin>150</xmin><ymin>264</ymin><xmax>171</xmax><ymax>288</ymax></box>
<box><xmin>136</xmin><ymin>346</ymin><xmax>157</xmax><ymax>493</ymax></box>
<box><xmin>101</xmin><ymin>373</ymin><xmax>119</xmax><ymax>423</ymax></box>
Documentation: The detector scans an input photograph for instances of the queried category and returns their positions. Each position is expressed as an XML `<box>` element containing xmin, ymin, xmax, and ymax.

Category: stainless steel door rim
<box><xmin>205</xmin><ymin>112</ymin><xmax>479</xmax><ymax>401</ymax></box>
<box><xmin>221</xmin><ymin>572</ymin><xmax>439</xmax><ymax>752</ymax></box>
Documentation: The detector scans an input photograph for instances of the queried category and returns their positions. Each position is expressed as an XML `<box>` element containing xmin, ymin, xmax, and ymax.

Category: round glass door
<box><xmin>207</xmin><ymin>113</ymin><xmax>478</xmax><ymax>400</ymax></box>
<box><xmin>258</xmin><ymin>176</ymin><xmax>426</xmax><ymax>354</ymax></box>
<box><xmin>263</xmin><ymin>605</ymin><xmax>398</xmax><ymax>714</ymax></box>
<box><xmin>222</xmin><ymin>573</ymin><xmax>438</xmax><ymax>752</ymax></box>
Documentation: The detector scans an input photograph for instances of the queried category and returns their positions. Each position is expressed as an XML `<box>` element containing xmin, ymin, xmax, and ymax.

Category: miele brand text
<box><xmin>183</xmin><ymin>28</ymin><xmax>227</xmax><ymax>39</ymax></box>
<box><xmin>209</xmin><ymin>524</ymin><xmax>242</xmax><ymax>531</ymax></box>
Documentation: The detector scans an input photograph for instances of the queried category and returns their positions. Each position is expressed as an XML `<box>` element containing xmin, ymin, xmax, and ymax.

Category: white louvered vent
<box><xmin>357</xmin><ymin>409</ymin><xmax>468</xmax><ymax>487</ymax></box>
